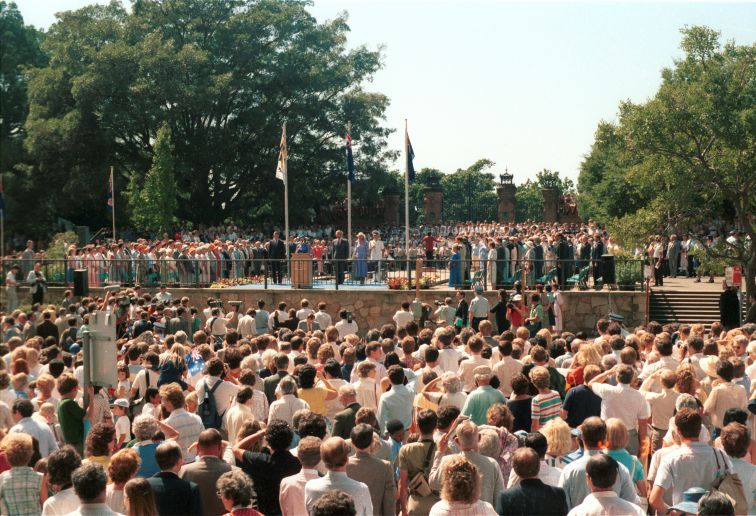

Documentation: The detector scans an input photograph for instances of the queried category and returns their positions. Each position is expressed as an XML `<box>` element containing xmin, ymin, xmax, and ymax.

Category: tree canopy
<box><xmin>578</xmin><ymin>26</ymin><xmax>756</xmax><ymax>297</ymax></box>
<box><xmin>6</xmin><ymin>0</ymin><xmax>394</xmax><ymax>236</ymax></box>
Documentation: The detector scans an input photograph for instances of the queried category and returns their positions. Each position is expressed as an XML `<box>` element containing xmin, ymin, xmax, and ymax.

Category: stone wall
<box><xmin>45</xmin><ymin>286</ymin><xmax>647</xmax><ymax>336</ymax></box>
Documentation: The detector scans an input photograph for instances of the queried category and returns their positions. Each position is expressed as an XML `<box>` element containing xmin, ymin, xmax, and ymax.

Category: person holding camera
<box><xmin>26</xmin><ymin>261</ymin><xmax>47</xmax><ymax>305</ymax></box>
<box><xmin>335</xmin><ymin>309</ymin><xmax>358</xmax><ymax>339</ymax></box>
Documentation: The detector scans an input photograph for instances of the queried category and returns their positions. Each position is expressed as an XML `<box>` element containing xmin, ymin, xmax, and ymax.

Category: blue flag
<box><xmin>346</xmin><ymin>130</ymin><xmax>355</xmax><ymax>184</ymax></box>
<box><xmin>406</xmin><ymin>130</ymin><xmax>415</xmax><ymax>182</ymax></box>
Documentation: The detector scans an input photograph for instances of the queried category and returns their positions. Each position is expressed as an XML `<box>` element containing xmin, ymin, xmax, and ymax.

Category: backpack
<box><xmin>198</xmin><ymin>379</ymin><xmax>224</xmax><ymax>430</ymax></box>
<box><xmin>712</xmin><ymin>448</ymin><xmax>748</xmax><ymax>515</ymax></box>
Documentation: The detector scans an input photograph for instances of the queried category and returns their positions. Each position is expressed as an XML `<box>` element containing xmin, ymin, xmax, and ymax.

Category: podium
<box><xmin>291</xmin><ymin>253</ymin><xmax>313</xmax><ymax>288</ymax></box>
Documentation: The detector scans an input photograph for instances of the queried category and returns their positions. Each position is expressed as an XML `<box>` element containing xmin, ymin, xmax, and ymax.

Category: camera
<box><xmin>434</xmin><ymin>300</ymin><xmax>444</xmax><ymax>307</ymax></box>
<box><xmin>345</xmin><ymin>311</ymin><xmax>353</xmax><ymax>323</ymax></box>
<box><xmin>209</xmin><ymin>299</ymin><xmax>223</xmax><ymax>308</ymax></box>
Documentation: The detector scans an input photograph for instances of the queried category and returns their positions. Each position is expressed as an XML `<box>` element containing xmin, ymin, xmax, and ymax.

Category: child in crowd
<box><xmin>112</xmin><ymin>399</ymin><xmax>131</xmax><ymax>449</ymax></box>
<box><xmin>530</xmin><ymin>366</ymin><xmax>562</xmax><ymax>431</ymax></box>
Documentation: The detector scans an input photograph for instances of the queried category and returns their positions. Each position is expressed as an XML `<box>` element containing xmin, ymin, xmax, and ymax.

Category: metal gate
<box><xmin>442</xmin><ymin>174</ymin><xmax>497</xmax><ymax>222</ymax></box>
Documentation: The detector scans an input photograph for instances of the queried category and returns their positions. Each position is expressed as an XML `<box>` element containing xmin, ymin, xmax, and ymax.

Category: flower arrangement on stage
<box><xmin>387</xmin><ymin>277</ymin><xmax>409</xmax><ymax>290</ymax></box>
<box><xmin>209</xmin><ymin>276</ymin><xmax>264</xmax><ymax>288</ymax></box>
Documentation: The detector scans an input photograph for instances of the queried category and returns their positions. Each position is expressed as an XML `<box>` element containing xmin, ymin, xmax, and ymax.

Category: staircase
<box><xmin>649</xmin><ymin>290</ymin><xmax>721</xmax><ymax>326</ymax></box>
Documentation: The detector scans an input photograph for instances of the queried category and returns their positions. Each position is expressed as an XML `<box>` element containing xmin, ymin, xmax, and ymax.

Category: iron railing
<box><xmin>0</xmin><ymin>257</ymin><xmax>646</xmax><ymax>291</ymax></box>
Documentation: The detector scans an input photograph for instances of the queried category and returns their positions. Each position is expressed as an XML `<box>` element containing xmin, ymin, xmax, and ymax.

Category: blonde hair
<box><xmin>606</xmin><ymin>418</ymin><xmax>629</xmax><ymax>450</ymax></box>
<box><xmin>540</xmin><ymin>418</ymin><xmax>572</xmax><ymax>457</ymax></box>
<box><xmin>1</xmin><ymin>433</ymin><xmax>33</xmax><ymax>467</ymax></box>
<box><xmin>440</xmin><ymin>455</ymin><xmax>480</xmax><ymax>504</ymax></box>
<box><xmin>529</xmin><ymin>366</ymin><xmax>550</xmax><ymax>390</ymax></box>
<box><xmin>536</xmin><ymin>328</ymin><xmax>553</xmax><ymax>346</ymax></box>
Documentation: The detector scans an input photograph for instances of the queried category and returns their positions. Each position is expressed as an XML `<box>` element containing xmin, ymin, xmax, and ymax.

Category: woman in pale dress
<box><xmin>486</xmin><ymin>241</ymin><xmax>497</xmax><ymax>290</ymax></box>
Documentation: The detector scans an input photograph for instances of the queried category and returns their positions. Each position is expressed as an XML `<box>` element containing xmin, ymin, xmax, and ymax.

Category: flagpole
<box><xmin>110</xmin><ymin>166</ymin><xmax>116</xmax><ymax>242</ymax></box>
<box><xmin>283</xmin><ymin>123</ymin><xmax>290</xmax><ymax>262</ymax></box>
<box><xmin>347</xmin><ymin>121</ymin><xmax>352</xmax><ymax>258</ymax></box>
<box><xmin>404</xmin><ymin>119</ymin><xmax>410</xmax><ymax>261</ymax></box>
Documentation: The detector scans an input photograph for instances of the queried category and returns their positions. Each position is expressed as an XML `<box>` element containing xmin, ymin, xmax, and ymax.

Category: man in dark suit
<box><xmin>346</xmin><ymin>424</ymin><xmax>396</xmax><ymax>516</ymax></box>
<box><xmin>496</xmin><ymin>447</ymin><xmax>568</xmax><ymax>516</ymax></box>
<box><xmin>36</xmin><ymin>310</ymin><xmax>59</xmax><ymax>342</ymax></box>
<box><xmin>591</xmin><ymin>235</ymin><xmax>605</xmax><ymax>284</ymax></box>
<box><xmin>263</xmin><ymin>353</ymin><xmax>290</xmax><ymax>404</ymax></box>
<box><xmin>555</xmin><ymin>233</ymin><xmax>571</xmax><ymax>288</ymax></box>
<box><xmin>331</xmin><ymin>385</ymin><xmax>361</xmax><ymax>439</ymax></box>
<box><xmin>332</xmin><ymin>230</ymin><xmax>350</xmax><ymax>285</ymax></box>
<box><xmin>296</xmin><ymin>312</ymin><xmax>321</xmax><ymax>333</ymax></box>
<box><xmin>179</xmin><ymin>429</ymin><xmax>235</xmax><ymax>516</ymax></box>
<box><xmin>147</xmin><ymin>441</ymin><xmax>203</xmax><ymax>516</ymax></box>
<box><xmin>268</xmin><ymin>231</ymin><xmax>286</xmax><ymax>284</ymax></box>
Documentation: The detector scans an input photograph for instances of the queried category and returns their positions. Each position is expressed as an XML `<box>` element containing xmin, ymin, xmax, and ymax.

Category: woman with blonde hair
<box><xmin>539</xmin><ymin>418</ymin><xmax>573</xmax><ymax>469</ymax></box>
<box><xmin>157</xmin><ymin>343</ymin><xmax>188</xmax><ymax>389</ymax></box>
<box><xmin>566</xmin><ymin>341</ymin><xmax>600</xmax><ymax>386</ymax></box>
<box><xmin>605</xmin><ymin>418</ymin><xmax>647</xmax><ymax>497</ymax></box>
<box><xmin>535</xmin><ymin>328</ymin><xmax>553</xmax><ymax>347</ymax></box>
<box><xmin>124</xmin><ymin>477</ymin><xmax>158</xmax><ymax>516</ymax></box>
<box><xmin>429</xmin><ymin>455</ymin><xmax>496</xmax><ymax>515</ymax></box>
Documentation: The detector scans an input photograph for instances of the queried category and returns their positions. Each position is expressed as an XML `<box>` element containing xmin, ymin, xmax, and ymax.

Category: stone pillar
<box><xmin>542</xmin><ymin>188</ymin><xmax>559</xmax><ymax>223</ymax></box>
<box><xmin>423</xmin><ymin>186</ymin><xmax>443</xmax><ymax>224</ymax></box>
<box><xmin>496</xmin><ymin>183</ymin><xmax>516</xmax><ymax>222</ymax></box>
<box><xmin>383</xmin><ymin>190</ymin><xmax>400</xmax><ymax>225</ymax></box>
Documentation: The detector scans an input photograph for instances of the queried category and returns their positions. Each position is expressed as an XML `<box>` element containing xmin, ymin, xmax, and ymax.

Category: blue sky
<box><xmin>13</xmin><ymin>1</ymin><xmax>756</xmax><ymax>183</ymax></box>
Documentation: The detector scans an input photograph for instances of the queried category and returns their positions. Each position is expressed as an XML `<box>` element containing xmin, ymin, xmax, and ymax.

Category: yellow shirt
<box><xmin>298</xmin><ymin>387</ymin><xmax>328</xmax><ymax>416</ymax></box>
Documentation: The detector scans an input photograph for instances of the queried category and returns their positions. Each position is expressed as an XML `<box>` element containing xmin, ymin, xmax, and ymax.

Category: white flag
<box><xmin>276</xmin><ymin>123</ymin><xmax>287</xmax><ymax>182</ymax></box>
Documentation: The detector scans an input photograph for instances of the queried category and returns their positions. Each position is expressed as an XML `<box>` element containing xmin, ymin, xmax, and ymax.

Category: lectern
<box><xmin>291</xmin><ymin>253</ymin><xmax>313</xmax><ymax>288</ymax></box>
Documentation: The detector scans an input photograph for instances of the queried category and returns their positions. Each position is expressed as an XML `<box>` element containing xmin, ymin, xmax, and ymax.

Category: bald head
<box><xmin>338</xmin><ymin>384</ymin><xmax>356</xmax><ymax>406</ymax></box>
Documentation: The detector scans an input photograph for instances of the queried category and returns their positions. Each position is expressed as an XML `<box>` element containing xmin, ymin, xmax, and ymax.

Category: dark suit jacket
<box><xmin>36</xmin><ymin>320</ymin><xmax>59</xmax><ymax>342</ymax></box>
<box><xmin>147</xmin><ymin>471</ymin><xmax>203</xmax><ymax>516</ymax></box>
<box><xmin>332</xmin><ymin>238</ymin><xmax>350</xmax><ymax>260</ymax></box>
<box><xmin>332</xmin><ymin>402</ymin><xmax>361</xmax><ymax>439</ymax></box>
<box><xmin>263</xmin><ymin>370</ymin><xmax>289</xmax><ymax>404</ymax></box>
<box><xmin>269</xmin><ymin>239</ymin><xmax>286</xmax><ymax>259</ymax></box>
<box><xmin>495</xmin><ymin>478</ymin><xmax>568</xmax><ymax>516</ymax></box>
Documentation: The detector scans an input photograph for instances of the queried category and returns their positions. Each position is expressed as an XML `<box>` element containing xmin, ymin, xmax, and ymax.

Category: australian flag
<box><xmin>346</xmin><ymin>130</ymin><xmax>355</xmax><ymax>184</ymax></box>
<box><xmin>406</xmin><ymin>130</ymin><xmax>415</xmax><ymax>182</ymax></box>
<box><xmin>186</xmin><ymin>347</ymin><xmax>205</xmax><ymax>377</ymax></box>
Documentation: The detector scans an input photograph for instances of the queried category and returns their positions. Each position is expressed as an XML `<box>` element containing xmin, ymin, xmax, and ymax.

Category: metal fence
<box><xmin>0</xmin><ymin>257</ymin><xmax>646</xmax><ymax>291</ymax></box>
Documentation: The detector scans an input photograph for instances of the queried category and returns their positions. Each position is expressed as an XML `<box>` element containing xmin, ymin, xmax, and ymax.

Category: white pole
<box><xmin>110</xmin><ymin>165</ymin><xmax>116</xmax><ymax>242</ymax></box>
<box><xmin>404</xmin><ymin>119</ymin><xmax>410</xmax><ymax>259</ymax></box>
<box><xmin>347</xmin><ymin>121</ymin><xmax>352</xmax><ymax>258</ymax></box>
<box><xmin>284</xmin><ymin>124</ymin><xmax>289</xmax><ymax>261</ymax></box>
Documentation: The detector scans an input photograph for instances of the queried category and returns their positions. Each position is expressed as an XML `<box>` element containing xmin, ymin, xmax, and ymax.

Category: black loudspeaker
<box><xmin>601</xmin><ymin>254</ymin><xmax>616</xmax><ymax>284</ymax></box>
<box><xmin>73</xmin><ymin>269</ymin><xmax>89</xmax><ymax>297</ymax></box>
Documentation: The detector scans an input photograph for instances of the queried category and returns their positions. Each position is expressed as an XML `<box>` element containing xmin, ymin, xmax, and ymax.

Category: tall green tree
<box><xmin>129</xmin><ymin>123</ymin><xmax>177</xmax><ymax>232</ymax></box>
<box><xmin>514</xmin><ymin>169</ymin><xmax>573</xmax><ymax>221</ymax></box>
<box><xmin>0</xmin><ymin>1</ymin><xmax>47</xmax><ymax>236</ymax></box>
<box><xmin>24</xmin><ymin>0</ymin><xmax>392</xmax><ymax>230</ymax></box>
<box><xmin>610</xmin><ymin>26</ymin><xmax>756</xmax><ymax>298</ymax></box>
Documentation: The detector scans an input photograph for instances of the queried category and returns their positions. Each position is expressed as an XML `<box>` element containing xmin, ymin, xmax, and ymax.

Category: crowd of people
<box><xmin>0</xmin><ymin>276</ymin><xmax>753</xmax><ymax>516</ymax></box>
<box><xmin>4</xmin><ymin>220</ymin><xmax>743</xmax><ymax>302</ymax></box>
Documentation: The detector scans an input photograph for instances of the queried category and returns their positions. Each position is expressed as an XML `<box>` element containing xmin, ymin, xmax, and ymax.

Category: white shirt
<box><xmin>236</xmin><ymin>315</ymin><xmax>256</xmax><ymax>337</ymax></box>
<box><xmin>305</xmin><ymin>471</ymin><xmax>373</xmax><ymax>516</ymax></box>
<box><xmin>114</xmin><ymin>415</ymin><xmax>131</xmax><ymax>443</ymax></box>
<box><xmin>507</xmin><ymin>460</ymin><xmax>562</xmax><ymax>487</ymax></box>
<box><xmin>196</xmin><ymin>375</ymin><xmax>239</xmax><ymax>417</ymax></box>
<box><xmin>313</xmin><ymin>311</ymin><xmax>332</xmax><ymax>330</ymax></box>
<box><xmin>335</xmin><ymin>319</ymin><xmax>359</xmax><ymax>339</ymax></box>
<box><xmin>457</xmin><ymin>355</ymin><xmax>491</xmax><ymax>393</ymax></box>
<box><xmin>223</xmin><ymin>402</ymin><xmax>254</xmax><ymax>446</ymax></box>
<box><xmin>369</xmin><ymin>240</ymin><xmax>385</xmax><ymax>260</ymax></box>
<box><xmin>392</xmin><ymin>310</ymin><xmax>414</xmax><ymax>329</ymax></box>
<box><xmin>438</xmin><ymin>347</ymin><xmax>464</xmax><ymax>374</ymax></box>
<box><xmin>269</xmin><ymin>394</ymin><xmax>309</xmax><ymax>426</ymax></box>
<box><xmin>42</xmin><ymin>486</ymin><xmax>80</xmax><ymax>515</ymax></box>
<box><xmin>567</xmin><ymin>491</ymin><xmax>645</xmax><ymax>516</ymax></box>
<box><xmin>492</xmin><ymin>356</ymin><xmax>523</xmax><ymax>397</ymax></box>
<box><xmin>655</xmin><ymin>442</ymin><xmax>733</xmax><ymax>505</ymax></box>
<box><xmin>296</xmin><ymin>308</ymin><xmax>314</xmax><ymax>321</ymax></box>
<box><xmin>280</xmin><ymin>468</ymin><xmax>321</xmax><ymax>516</ymax></box>
<box><xmin>591</xmin><ymin>382</ymin><xmax>651</xmax><ymax>431</ymax></box>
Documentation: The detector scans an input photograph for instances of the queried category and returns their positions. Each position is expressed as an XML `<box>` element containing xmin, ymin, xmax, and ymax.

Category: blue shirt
<box><xmin>10</xmin><ymin>418</ymin><xmax>58</xmax><ymax>457</ymax></box>
<box><xmin>134</xmin><ymin>442</ymin><xmax>160</xmax><ymax>478</ymax></box>
<box><xmin>377</xmin><ymin>384</ymin><xmax>414</xmax><ymax>433</ymax></box>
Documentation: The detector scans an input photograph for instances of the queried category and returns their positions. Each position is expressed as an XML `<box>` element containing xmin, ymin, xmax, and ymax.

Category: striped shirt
<box><xmin>0</xmin><ymin>467</ymin><xmax>43</xmax><ymax>516</ymax></box>
<box><xmin>164</xmin><ymin>408</ymin><xmax>204</xmax><ymax>462</ymax></box>
<box><xmin>531</xmin><ymin>390</ymin><xmax>562</xmax><ymax>425</ymax></box>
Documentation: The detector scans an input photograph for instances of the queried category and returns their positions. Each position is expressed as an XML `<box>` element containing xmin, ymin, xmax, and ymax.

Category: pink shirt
<box><xmin>279</xmin><ymin>468</ymin><xmax>320</xmax><ymax>516</ymax></box>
